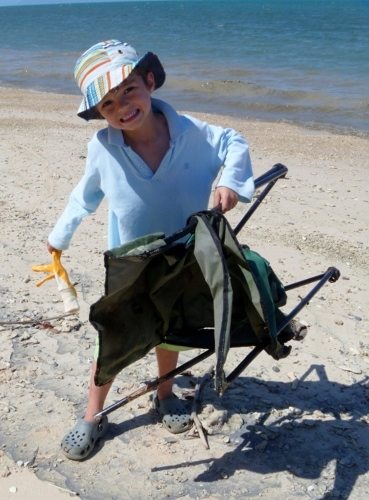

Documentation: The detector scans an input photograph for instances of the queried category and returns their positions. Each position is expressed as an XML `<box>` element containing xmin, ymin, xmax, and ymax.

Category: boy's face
<box><xmin>96</xmin><ymin>72</ymin><xmax>155</xmax><ymax>131</ymax></box>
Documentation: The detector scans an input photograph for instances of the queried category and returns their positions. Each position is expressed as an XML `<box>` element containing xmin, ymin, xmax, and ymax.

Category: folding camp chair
<box><xmin>90</xmin><ymin>163</ymin><xmax>340</xmax><ymax>419</ymax></box>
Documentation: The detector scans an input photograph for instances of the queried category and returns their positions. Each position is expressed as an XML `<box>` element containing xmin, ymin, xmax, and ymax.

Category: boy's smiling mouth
<box><xmin>120</xmin><ymin>109</ymin><xmax>140</xmax><ymax>123</ymax></box>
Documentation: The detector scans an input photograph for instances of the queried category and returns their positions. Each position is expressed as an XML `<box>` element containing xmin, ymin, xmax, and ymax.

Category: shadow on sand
<box><xmin>151</xmin><ymin>364</ymin><xmax>369</xmax><ymax>499</ymax></box>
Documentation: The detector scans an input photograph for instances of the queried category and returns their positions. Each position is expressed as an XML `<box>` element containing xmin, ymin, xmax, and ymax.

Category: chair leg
<box><xmin>94</xmin><ymin>349</ymin><xmax>214</xmax><ymax>419</ymax></box>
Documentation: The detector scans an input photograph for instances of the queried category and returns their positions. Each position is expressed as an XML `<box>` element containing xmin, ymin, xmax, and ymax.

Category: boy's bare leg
<box><xmin>84</xmin><ymin>361</ymin><xmax>113</xmax><ymax>421</ymax></box>
<box><xmin>155</xmin><ymin>346</ymin><xmax>178</xmax><ymax>400</ymax></box>
<box><xmin>82</xmin><ymin>349</ymin><xmax>178</xmax><ymax>420</ymax></box>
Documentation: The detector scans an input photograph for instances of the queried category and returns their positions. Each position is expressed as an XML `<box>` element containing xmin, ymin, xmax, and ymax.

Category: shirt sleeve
<box><xmin>214</xmin><ymin>126</ymin><xmax>255</xmax><ymax>203</ymax></box>
<box><xmin>48</xmin><ymin>152</ymin><xmax>104</xmax><ymax>250</ymax></box>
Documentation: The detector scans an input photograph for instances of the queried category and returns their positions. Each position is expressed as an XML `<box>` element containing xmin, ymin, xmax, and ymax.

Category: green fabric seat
<box><xmin>90</xmin><ymin>210</ymin><xmax>291</xmax><ymax>394</ymax></box>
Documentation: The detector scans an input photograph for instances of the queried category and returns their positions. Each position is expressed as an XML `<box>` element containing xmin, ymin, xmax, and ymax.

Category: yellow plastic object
<box><xmin>32</xmin><ymin>251</ymin><xmax>80</xmax><ymax>313</ymax></box>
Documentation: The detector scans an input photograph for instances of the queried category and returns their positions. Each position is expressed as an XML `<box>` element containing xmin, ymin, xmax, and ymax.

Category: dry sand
<box><xmin>0</xmin><ymin>86</ymin><xmax>368</xmax><ymax>499</ymax></box>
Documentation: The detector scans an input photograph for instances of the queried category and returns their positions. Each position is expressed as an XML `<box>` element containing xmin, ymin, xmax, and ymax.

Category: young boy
<box><xmin>47</xmin><ymin>39</ymin><xmax>255</xmax><ymax>460</ymax></box>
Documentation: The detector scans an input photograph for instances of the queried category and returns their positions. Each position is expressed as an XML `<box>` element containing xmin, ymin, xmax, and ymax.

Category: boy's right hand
<box><xmin>213</xmin><ymin>186</ymin><xmax>239</xmax><ymax>213</ymax></box>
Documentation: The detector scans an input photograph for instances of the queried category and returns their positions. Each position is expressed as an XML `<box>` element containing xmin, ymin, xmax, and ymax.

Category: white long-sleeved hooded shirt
<box><xmin>48</xmin><ymin>98</ymin><xmax>254</xmax><ymax>250</ymax></box>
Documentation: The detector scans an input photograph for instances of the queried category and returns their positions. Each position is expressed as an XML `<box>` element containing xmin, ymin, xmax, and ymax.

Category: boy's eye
<box><xmin>101</xmin><ymin>99</ymin><xmax>112</xmax><ymax>108</ymax></box>
<box><xmin>123</xmin><ymin>86</ymin><xmax>135</xmax><ymax>94</ymax></box>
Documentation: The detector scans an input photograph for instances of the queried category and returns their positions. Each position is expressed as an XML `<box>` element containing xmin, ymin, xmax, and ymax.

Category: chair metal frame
<box><xmin>95</xmin><ymin>163</ymin><xmax>340</xmax><ymax>419</ymax></box>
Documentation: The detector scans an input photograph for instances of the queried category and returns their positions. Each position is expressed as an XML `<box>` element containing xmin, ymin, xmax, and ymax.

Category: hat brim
<box><xmin>77</xmin><ymin>52</ymin><xmax>165</xmax><ymax>121</ymax></box>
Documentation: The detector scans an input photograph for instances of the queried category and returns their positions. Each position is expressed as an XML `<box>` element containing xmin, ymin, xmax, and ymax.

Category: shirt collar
<box><xmin>107</xmin><ymin>98</ymin><xmax>188</xmax><ymax>146</ymax></box>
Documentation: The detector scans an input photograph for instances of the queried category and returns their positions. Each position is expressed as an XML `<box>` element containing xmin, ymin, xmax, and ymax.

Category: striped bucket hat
<box><xmin>74</xmin><ymin>39</ymin><xmax>165</xmax><ymax>121</ymax></box>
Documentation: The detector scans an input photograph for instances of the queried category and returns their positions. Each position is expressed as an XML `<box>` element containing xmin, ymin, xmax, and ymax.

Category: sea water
<box><xmin>0</xmin><ymin>0</ymin><xmax>368</xmax><ymax>134</ymax></box>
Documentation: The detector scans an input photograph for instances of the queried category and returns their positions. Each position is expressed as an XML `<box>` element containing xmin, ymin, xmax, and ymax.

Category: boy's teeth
<box><xmin>124</xmin><ymin>110</ymin><xmax>136</xmax><ymax>121</ymax></box>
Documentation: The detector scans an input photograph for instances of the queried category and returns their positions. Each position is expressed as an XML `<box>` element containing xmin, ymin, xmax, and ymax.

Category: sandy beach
<box><xmin>1</xmin><ymin>86</ymin><xmax>368</xmax><ymax>499</ymax></box>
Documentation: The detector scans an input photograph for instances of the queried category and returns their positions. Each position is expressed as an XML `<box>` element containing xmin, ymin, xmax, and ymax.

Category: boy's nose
<box><xmin>117</xmin><ymin>93</ymin><xmax>129</xmax><ymax>107</ymax></box>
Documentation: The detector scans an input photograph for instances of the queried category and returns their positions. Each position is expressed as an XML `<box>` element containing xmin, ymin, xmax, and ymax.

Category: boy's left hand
<box><xmin>213</xmin><ymin>187</ymin><xmax>239</xmax><ymax>213</ymax></box>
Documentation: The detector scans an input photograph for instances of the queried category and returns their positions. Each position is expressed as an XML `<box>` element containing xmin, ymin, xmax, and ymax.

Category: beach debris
<box><xmin>204</xmin><ymin>409</ymin><xmax>228</xmax><ymax>429</ymax></box>
<box><xmin>1</xmin><ymin>466</ymin><xmax>11</xmax><ymax>478</ymax></box>
<box><xmin>34</xmin><ymin>322</ymin><xmax>54</xmax><ymax>331</ymax></box>
<box><xmin>57</xmin><ymin>317</ymin><xmax>83</xmax><ymax>333</ymax></box>
<box><xmin>287</xmin><ymin>371</ymin><xmax>299</xmax><ymax>389</ymax></box>
<box><xmin>347</xmin><ymin>313</ymin><xmax>363</xmax><ymax>322</ymax></box>
<box><xmin>226</xmin><ymin>414</ymin><xmax>244</xmax><ymax>433</ymax></box>
<box><xmin>338</xmin><ymin>365</ymin><xmax>363</xmax><ymax>375</ymax></box>
<box><xmin>0</xmin><ymin>311</ymin><xmax>77</xmax><ymax>331</ymax></box>
<box><xmin>20</xmin><ymin>332</ymin><xmax>32</xmax><ymax>341</ymax></box>
<box><xmin>190</xmin><ymin>366</ymin><xmax>214</xmax><ymax>449</ymax></box>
